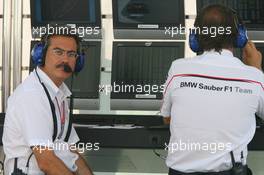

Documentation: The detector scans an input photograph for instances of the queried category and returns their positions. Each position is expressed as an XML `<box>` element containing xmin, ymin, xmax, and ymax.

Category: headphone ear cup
<box><xmin>74</xmin><ymin>53</ymin><xmax>85</xmax><ymax>73</ymax></box>
<box><xmin>189</xmin><ymin>29</ymin><xmax>201</xmax><ymax>53</ymax></box>
<box><xmin>236</xmin><ymin>24</ymin><xmax>248</xmax><ymax>48</ymax></box>
<box><xmin>31</xmin><ymin>43</ymin><xmax>45</xmax><ymax>66</ymax></box>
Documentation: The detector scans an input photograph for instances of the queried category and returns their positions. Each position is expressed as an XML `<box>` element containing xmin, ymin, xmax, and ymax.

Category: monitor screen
<box><xmin>196</xmin><ymin>0</ymin><xmax>264</xmax><ymax>30</ymax></box>
<box><xmin>30</xmin><ymin>41</ymin><xmax>101</xmax><ymax>99</ymax></box>
<box><xmin>30</xmin><ymin>0</ymin><xmax>101</xmax><ymax>27</ymax></box>
<box><xmin>112</xmin><ymin>0</ymin><xmax>185</xmax><ymax>29</ymax></box>
<box><xmin>111</xmin><ymin>42</ymin><xmax>185</xmax><ymax>99</ymax></box>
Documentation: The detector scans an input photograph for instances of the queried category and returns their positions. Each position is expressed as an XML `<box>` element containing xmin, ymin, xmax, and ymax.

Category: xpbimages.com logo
<box><xmin>164</xmin><ymin>24</ymin><xmax>232</xmax><ymax>38</ymax></box>
<box><xmin>32</xmin><ymin>24</ymin><xmax>100</xmax><ymax>37</ymax></box>
<box><xmin>165</xmin><ymin>140</ymin><xmax>232</xmax><ymax>154</ymax></box>
<box><xmin>99</xmin><ymin>82</ymin><xmax>165</xmax><ymax>95</ymax></box>
<box><xmin>32</xmin><ymin>141</ymin><xmax>100</xmax><ymax>154</ymax></box>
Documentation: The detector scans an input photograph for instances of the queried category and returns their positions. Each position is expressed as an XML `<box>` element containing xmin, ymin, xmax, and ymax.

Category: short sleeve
<box><xmin>256</xmin><ymin>73</ymin><xmax>264</xmax><ymax>120</ymax></box>
<box><xmin>257</xmin><ymin>90</ymin><xmax>264</xmax><ymax>120</ymax></box>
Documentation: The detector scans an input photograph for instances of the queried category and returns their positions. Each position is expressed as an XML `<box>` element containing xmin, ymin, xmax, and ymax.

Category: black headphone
<box><xmin>189</xmin><ymin>6</ymin><xmax>248</xmax><ymax>53</ymax></box>
<box><xmin>31</xmin><ymin>34</ymin><xmax>85</xmax><ymax>73</ymax></box>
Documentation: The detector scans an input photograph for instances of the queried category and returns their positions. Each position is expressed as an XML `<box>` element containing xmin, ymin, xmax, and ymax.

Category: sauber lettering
<box><xmin>180</xmin><ymin>81</ymin><xmax>253</xmax><ymax>94</ymax></box>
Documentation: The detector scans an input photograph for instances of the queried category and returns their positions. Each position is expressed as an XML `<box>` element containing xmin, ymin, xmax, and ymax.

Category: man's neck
<box><xmin>227</xmin><ymin>47</ymin><xmax>234</xmax><ymax>53</ymax></box>
<box><xmin>39</xmin><ymin>67</ymin><xmax>63</xmax><ymax>87</ymax></box>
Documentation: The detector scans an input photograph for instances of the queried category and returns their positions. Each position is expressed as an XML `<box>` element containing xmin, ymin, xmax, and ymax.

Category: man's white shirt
<box><xmin>161</xmin><ymin>49</ymin><xmax>264</xmax><ymax>172</ymax></box>
<box><xmin>3</xmin><ymin>67</ymin><xmax>80</xmax><ymax>174</ymax></box>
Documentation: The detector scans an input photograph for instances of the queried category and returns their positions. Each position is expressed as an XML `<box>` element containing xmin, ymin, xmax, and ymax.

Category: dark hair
<box><xmin>40</xmin><ymin>25</ymin><xmax>82</xmax><ymax>64</ymax></box>
<box><xmin>194</xmin><ymin>4</ymin><xmax>238</xmax><ymax>52</ymax></box>
<box><xmin>42</xmin><ymin>34</ymin><xmax>80</xmax><ymax>49</ymax></box>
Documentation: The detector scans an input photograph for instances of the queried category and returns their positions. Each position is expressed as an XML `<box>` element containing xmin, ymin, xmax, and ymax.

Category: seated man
<box><xmin>3</xmin><ymin>32</ymin><xmax>93</xmax><ymax>175</ymax></box>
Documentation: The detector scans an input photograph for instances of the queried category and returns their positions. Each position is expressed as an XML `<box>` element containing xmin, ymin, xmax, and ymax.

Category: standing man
<box><xmin>3</xmin><ymin>32</ymin><xmax>93</xmax><ymax>175</ymax></box>
<box><xmin>161</xmin><ymin>4</ymin><xmax>263</xmax><ymax>175</ymax></box>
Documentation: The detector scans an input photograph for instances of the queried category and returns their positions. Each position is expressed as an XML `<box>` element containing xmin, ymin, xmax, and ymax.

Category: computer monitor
<box><xmin>112</xmin><ymin>0</ymin><xmax>185</xmax><ymax>39</ymax></box>
<box><xmin>29</xmin><ymin>41</ymin><xmax>101</xmax><ymax>110</ymax></box>
<box><xmin>196</xmin><ymin>0</ymin><xmax>264</xmax><ymax>40</ymax></box>
<box><xmin>111</xmin><ymin>41</ymin><xmax>185</xmax><ymax>110</ymax></box>
<box><xmin>30</xmin><ymin>0</ymin><xmax>101</xmax><ymax>39</ymax></box>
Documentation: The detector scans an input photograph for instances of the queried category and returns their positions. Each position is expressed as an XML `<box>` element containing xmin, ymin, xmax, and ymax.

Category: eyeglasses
<box><xmin>51</xmin><ymin>48</ymin><xmax>78</xmax><ymax>59</ymax></box>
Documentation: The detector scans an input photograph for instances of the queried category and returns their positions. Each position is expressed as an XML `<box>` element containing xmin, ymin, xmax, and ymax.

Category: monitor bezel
<box><xmin>112</xmin><ymin>0</ymin><xmax>185</xmax><ymax>29</ymax></box>
<box><xmin>30</xmin><ymin>0</ymin><xmax>102</xmax><ymax>29</ymax></box>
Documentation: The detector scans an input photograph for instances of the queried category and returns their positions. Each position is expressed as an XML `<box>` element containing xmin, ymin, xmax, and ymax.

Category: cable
<box><xmin>153</xmin><ymin>149</ymin><xmax>167</xmax><ymax>160</ymax></box>
<box><xmin>69</xmin><ymin>73</ymin><xmax>74</xmax><ymax>119</ymax></box>
<box><xmin>64</xmin><ymin>73</ymin><xmax>74</xmax><ymax>142</ymax></box>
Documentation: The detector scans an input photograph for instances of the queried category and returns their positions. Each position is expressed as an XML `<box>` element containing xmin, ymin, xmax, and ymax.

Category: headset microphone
<box><xmin>63</xmin><ymin>64</ymin><xmax>73</xmax><ymax>73</ymax></box>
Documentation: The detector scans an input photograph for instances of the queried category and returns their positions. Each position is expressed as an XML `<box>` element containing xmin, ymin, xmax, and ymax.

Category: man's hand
<box><xmin>73</xmin><ymin>150</ymin><xmax>93</xmax><ymax>175</ymax></box>
<box><xmin>242</xmin><ymin>41</ymin><xmax>263</xmax><ymax>71</ymax></box>
<box><xmin>163</xmin><ymin>117</ymin><xmax>171</xmax><ymax>125</ymax></box>
<box><xmin>32</xmin><ymin>146</ymin><xmax>74</xmax><ymax>175</ymax></box>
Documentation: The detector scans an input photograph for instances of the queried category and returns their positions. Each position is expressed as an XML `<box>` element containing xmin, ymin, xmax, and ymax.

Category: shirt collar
<box><xmin>35</xmin><ymin>67</ymin><xmax>71</xmax><ymax>101</ymax></box>
<box><xmin>203</xmin><ymin>49</ymin><xmax>234</xmax><ymax>57</ymax></box>
<box><xmin>198</xmin><ymin>49</ymin><xmax>244</xmax><ymax>67</ymax></box>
